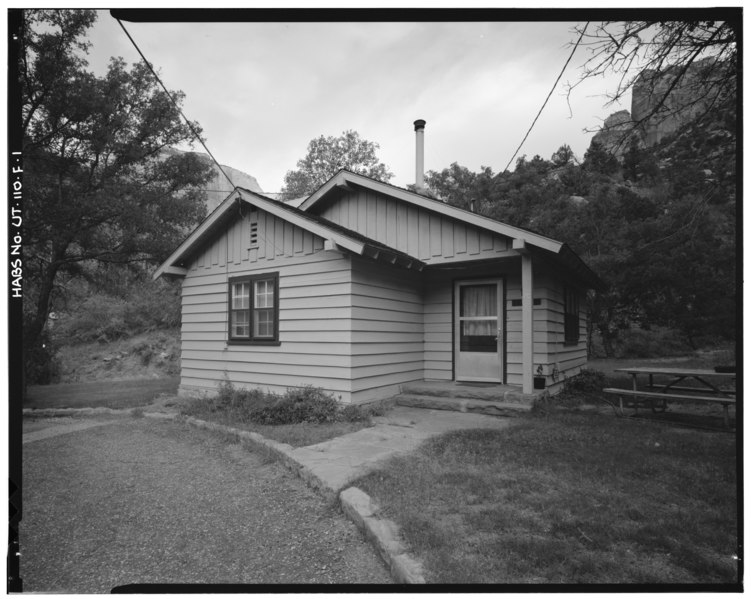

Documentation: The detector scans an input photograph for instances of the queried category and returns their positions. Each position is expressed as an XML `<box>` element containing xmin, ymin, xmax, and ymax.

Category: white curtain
<box><xmin>461</xmin><ymin>285</ymin><xmax>496</xmax><ymax>336</ymax></box>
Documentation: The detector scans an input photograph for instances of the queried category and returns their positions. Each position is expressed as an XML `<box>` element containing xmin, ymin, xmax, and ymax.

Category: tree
<box><xmin>281</xmin><ymin>130</ymin><xmax>393</xmax><ymax>197</ymax></box>
<box><xmin>424</xmin><ymin>163</ymin><xmax>496</xmax><ymax>211</ymax></box>
<box><xmin>571</xmin><ymin>18</ymin><xmax>738</xmax><ymax>147</ymax></box>
<box><xmin>551</xmin><ymin>144</ymin><xmax>576</xmax><ymax>167</ymax></box>
<box><xmin>19</xmin><ymin>10</ymin><xmax>214</xmax><ymax>383</ymax></box>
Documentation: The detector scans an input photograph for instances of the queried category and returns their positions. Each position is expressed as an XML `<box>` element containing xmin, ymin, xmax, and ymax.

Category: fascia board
<box><xmin>153</xmin><ymin>187</ymin><xmax>367</xmax><ymax>282</ymax></box>
<box><xmin>301</xmin><ymin>170</ymin><xmax>563</xmax><ymax>254</ymax></box>
<box><xmin>153</xmin><ymin>189</ymin><xmax>239</xmax><ymax>280</ymax></box>
<box><xmin>237</xmin><ymin>188</ymin><xmax>365</xmax><ymax>255</ymax></box>
<box><xmin>298</xmin><ymin>170</ymin><xmax>347</xmax><ymax>210</ymax></box>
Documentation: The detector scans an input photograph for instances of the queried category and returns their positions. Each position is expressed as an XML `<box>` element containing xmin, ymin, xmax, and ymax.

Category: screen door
<box><xmin>454</xmin><ymin>279</ymin><xmax>504</xmax><ymax>382</ymax></box>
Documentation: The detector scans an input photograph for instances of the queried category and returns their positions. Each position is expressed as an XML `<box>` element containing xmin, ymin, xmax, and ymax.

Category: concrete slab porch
<box><xmin>394</xmin><ymin>380</ymin><xmax>548</xmax><ymax>417</ymax></box>
<box><xmin>400</xmin><ymin>380</ymin><xmax>546</xmax><ymax>404</ymax></box>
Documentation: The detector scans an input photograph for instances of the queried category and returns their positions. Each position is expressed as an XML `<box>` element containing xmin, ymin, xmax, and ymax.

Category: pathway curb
<box><xmin>173</xmin><ymin>415</ymin><xmax>426</xmax><ymax>583</ymax></box>
<box><xmin>340</xmin><ymin>487</ymin><xmax>425</xmax><ymax>584</ymax></box>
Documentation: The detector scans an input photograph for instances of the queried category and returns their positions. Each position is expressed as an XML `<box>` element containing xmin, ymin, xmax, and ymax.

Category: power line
<box><xmin>502</xmin><ymin>22</ymin><xmax>589</xmax><ymax>173</ymax></box>
<box><xmin>115</xmin><ymin>19</ymin><xmax>292</xmax><ymax>260</ymax></box>
<box><xmin>115</xmin><ymin>18</ymin><xmax>236</xmax><ymax>190</ymax></box>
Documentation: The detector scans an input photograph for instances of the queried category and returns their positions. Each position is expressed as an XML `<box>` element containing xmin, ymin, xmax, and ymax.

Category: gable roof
<box><xmin>300</xmin><ymin>169</ymin><xmax>604</xmax><ymax>290</ymax></box>
<box><xmin>152</xmin><ymin>186</ymin><xmax>426</xmax><ymax>280</ymax></box>
<box><xmin>154</xmin><ymin>170</ymin><xmax>604</xmax><ymax>290</ymax></box>
<box><xmin>301</xmin><ymin>169</ymin><xmax>564</xmax><ymax>252</ymax></box>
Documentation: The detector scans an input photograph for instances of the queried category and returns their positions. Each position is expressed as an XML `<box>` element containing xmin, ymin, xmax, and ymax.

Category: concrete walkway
<box><xmin>289</xmin><ymin>406</ymin><xmax>516</xmax><ymax>493</ymax></box>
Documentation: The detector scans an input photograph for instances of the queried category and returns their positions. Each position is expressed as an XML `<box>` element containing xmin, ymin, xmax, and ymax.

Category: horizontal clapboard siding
<box><xmin>179</xmin><ymin>207</ymin><xmax>356</xmax><ymax>402</ymax></box>
<box><xmin>423</xmin><ymin>280</ymin><xmax>452</xmax><ymax>381</ymax></box>
<box><xmin>349</xmin><ymin>257</ymin><xmax>425</xmax><ymax>403</ymax></box>
<box><xmin>505</xmin><ymin>269</ymin><xmax>587</xmax><ymax>387</ymax></box>
<box><xmin>317</xmin><ymin>188</ymin><xmax>513</xmax><ymax>265</ymax></box>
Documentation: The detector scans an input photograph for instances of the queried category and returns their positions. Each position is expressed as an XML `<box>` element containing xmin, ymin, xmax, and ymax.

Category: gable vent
<box><xmin>249</xmin><ymin>221</ymin><xmax>259</xmax><ymax>248</ymax></box>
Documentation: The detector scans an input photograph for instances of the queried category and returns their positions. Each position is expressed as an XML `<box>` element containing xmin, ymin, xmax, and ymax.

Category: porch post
<box><xmin>514</xmin><ymin>240</ymin><xmax>534</xmax><ymax>394</ymax></box>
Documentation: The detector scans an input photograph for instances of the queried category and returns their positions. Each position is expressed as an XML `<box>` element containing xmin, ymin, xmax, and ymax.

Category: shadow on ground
<box><xmin>24</xmin><ymin>377</ymin><xmax>180</xmax><ymax>410</ymax></box>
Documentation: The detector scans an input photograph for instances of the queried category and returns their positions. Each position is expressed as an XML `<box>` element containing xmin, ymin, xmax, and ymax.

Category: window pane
<box><xmin>254</xmin><ymin>308</ymin><xmax>273</xmax><ymax>338</ymax></box>
<box><xmin>460</xmin><ymin>320</ymin><xmax>496</xmax><ymax>352</ymax></box>
<box><xmin>231</xmin><ymin>310</ymin><xmax>249</xmax><ymax>337</ymax></box>
<box><xmin>255</xmin><ymin>279</ymin><xmax>274</xmax><ymax>309</ymax></box>
<box><xmin>460</xmin><ymin>285</ymin><xmax>496</xmax><ymax>317</ymax></box>
<box><xmin>232</xmin><ymin>282</ymin><xmax>249</xmax><ymax>309</ymax></box>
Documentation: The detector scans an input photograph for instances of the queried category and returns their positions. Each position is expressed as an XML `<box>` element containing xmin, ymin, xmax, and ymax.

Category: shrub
<box><xmin>249</xmin><ymin>386</ymin><xmax>341</xmax><ymax>425</ymax></box>
<box><xmin>556</xmin><ymin>369</ymin><xmax>606</xmax><ymax>406</ymax></box>
<box><xmin>189</xmin><ymin>381</ymin><xmax>376</xmax><ymax>425</ymax></box>
<box><xmin>340</xmin><ymin>404</ymin><xmax>371</xmax><ymax>422</ymax></box>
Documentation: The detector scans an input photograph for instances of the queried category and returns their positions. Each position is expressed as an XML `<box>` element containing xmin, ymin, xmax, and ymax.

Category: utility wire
<box><xmin>116</xmin><ymin>19</ymin><xmax>291</xmax><ymax>260</ymax></box>
<box><xmin>116</xmin><ymin>18</ymin><xmax>236</xmax><ymax>189</ymax></box>
<box><xmin>502</xmin><ymin>22</ymin><xmax>589</xmax><ymax>173</ymax></box>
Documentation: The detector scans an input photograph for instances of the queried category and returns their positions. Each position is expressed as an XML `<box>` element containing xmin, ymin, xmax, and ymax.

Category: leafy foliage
<box><xmin>52</xmin><ymin>277</ymin><xmax>182</xmax><ymax>344</ymax></box>
<box><xmin>423</xmin><ymin>112</ymin><xmax>736</xmax><ymax>355</ymax></box>
<box><xmin>198</xmin><ymin>382</ymin><xmax>378</xmax><ymax>425</ymax></box>
<box><xmin>19</xmin><ymin>10</ymin><xmax>214</xmax><ymax>385</ymax></box>
<box><xmin>281</xmin><ymin>130</ymin><xmax>394</xmax><ymax>197</ymax></box>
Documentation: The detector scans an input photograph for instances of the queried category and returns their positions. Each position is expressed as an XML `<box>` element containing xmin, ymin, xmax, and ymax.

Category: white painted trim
<box><xmin>153</xmin><ymin>187</ymin><xmax>367</xmax><ymax>280</ymax></box>
<box><xmin>153</xmin><ymin>190</ymin><xmax>240</xmax><ymax>280</ymax></box>
<box><xmin>521</xmin><ymin>252</ymin><xmax>534</xmax><ymax>394</ymax></box>
<box><xmin>238</xmin><ymin>189</ymin><xmax>365</xmax><ymax>256</ymax></box>
<box><xmin>453</xmin><ymin>278</ymin><xmax>504</xmax><ymax>383</ymax></box>
<box><xmin>160</xmin><ymin>266</ymin><xmax>189</xmax><ymax>277</ymax></box>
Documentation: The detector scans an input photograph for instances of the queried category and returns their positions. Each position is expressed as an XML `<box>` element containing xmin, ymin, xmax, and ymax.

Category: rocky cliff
<box><xmin>161</xmin><ymin>147</ymin><xmax>264</xmax><ymax>212</ymax></box>
<box><xmin>589</xmin><ymin>110</ymin><xmax>638</xmax><ymax>159</ymax></box>
<box><xmin>590</xmin><ymin>58</ymin><xmax>728</xmax><ymax>158</ymax></box>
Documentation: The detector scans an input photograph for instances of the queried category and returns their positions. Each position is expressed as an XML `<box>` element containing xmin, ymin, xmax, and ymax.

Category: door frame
<box><xmin>452</xmin><ymin>276</ymin><xmax>506</xmax><ymax>383</ymax></box>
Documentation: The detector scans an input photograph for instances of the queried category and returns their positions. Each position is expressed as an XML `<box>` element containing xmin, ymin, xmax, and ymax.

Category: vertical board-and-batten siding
<box><xmin>318</xmin><ymin>189</ymin><xmax>512</xmax><ymax>264</ymax></box>
<box><xmin>349</xmin><ymin>257</ymin><xmax>425</xmax><ymax>403</ymax></box>
<box><xmin>180</xmin><ymin>208</ymin><xmax>357</xmax><ymax>402</ymax></box>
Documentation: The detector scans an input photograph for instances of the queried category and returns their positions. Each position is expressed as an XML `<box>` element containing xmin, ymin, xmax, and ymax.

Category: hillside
<box><xmin>54</xmin><ymin>329</ymin><xmax>181</xmax><ymax>383</ymax></box>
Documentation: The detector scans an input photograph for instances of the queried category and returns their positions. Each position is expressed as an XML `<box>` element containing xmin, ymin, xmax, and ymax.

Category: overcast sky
<box><xmin>83</xmin><ymin>11</ymin><xmax>631</xmax><ymax>193</ymax></box>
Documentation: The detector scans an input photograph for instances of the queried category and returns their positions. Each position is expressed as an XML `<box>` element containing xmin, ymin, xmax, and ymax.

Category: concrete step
<box><xmin>401</xmin><ymin>381</ymin><xmax>541</xmax><ymax>405</ymax></box>
<box><xmin>394</xmin><ymin>394</ymin><xmax>533</xmax><ymax>418</ymax></box>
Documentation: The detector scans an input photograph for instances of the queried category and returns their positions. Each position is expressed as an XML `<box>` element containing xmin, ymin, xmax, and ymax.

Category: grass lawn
<box><xmin>353</xmin><ymin>411</ymin><xmax>738</xmax><ymax>585</ymax></box>
<box><xmin>24</xmin><ymin>377</ymin><xmax>180</xmax><ymax>410</ymax></box>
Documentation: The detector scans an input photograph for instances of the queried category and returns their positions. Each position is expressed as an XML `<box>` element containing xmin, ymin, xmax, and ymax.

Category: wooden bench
<box><xmin>602</xmin><ymin>388</ymin><xmax>736</xmax><ymax>428</ymax></box>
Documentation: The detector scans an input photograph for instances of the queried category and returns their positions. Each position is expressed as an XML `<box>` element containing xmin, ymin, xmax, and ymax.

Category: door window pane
<box><xmin>460</xmin><ymin>284</ymin><xmax>497</xmax><ymax>317</ymax></box>
<box><xmin>460</xmin><ymin>321</ymin><xmax>496</xmax><ymax>352</ymax></box>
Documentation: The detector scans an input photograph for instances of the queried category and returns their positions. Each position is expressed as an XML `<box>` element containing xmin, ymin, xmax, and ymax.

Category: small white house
<box><xmin>154</xmin><ymin>166</ymin><xmax>603</xmax><ymax>404</ymax></box>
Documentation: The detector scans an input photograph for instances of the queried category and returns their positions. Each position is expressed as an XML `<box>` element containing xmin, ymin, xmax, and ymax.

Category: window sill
<box><xmin>227</xmin><ymin>340</ymin><xmax>281</xmax><ymax>346</ymax></box>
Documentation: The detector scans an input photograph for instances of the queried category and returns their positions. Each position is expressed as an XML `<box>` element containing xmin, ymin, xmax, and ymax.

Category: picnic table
<box><xmin>603</xmin><ymin>367</ymin><xmax>736</xmax><ymax>428</ymax></box>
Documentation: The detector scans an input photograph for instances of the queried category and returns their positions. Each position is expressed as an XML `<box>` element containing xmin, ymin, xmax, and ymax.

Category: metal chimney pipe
<box><xmin>414</xmin><ymin>119</ymin><xmax>426</xmax><ymax>190</ymax></box>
